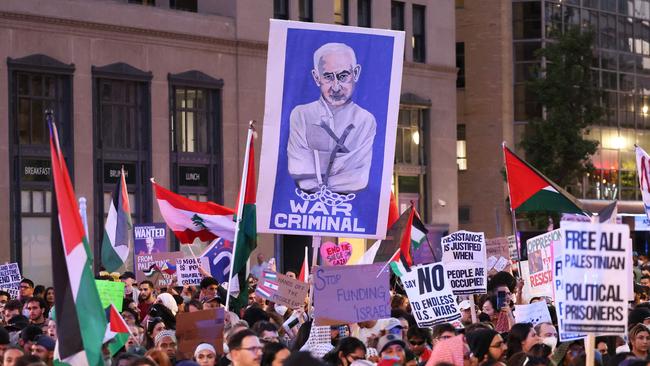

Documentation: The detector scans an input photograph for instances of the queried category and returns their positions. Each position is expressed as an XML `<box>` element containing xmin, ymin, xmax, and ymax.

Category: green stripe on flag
<box><xmin>101</xmin><ymin>230</ymin><xmax>123</xmax><ymax>272</ymax></box>
<box><xmin>79</xmin><ymin>238</ymin><xmax>108</xmax><ymax>366</ymax></box>
<box><xmin>411</xmin><ymin>226</ymin><xmax>426</xmax><ymax>250</ymax></box>
<box><xmin>390</xmin><ymin>261</ymin><xmax>405</xmax><ymax>277</ymax></box>
<box><xmin>517</xmin><ymin>189</ymin><xmax>584</xmax><ymax>214</ymax></box>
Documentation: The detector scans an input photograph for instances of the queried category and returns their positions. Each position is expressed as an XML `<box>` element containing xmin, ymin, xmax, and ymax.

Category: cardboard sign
<box><xmin>320</xmin><ymin>242</ymin><xmax>353</xmax><ymax>266</ymax></box>
<box><xmin>256</xmin><ymin>270</ymin><xmax>309</xmax><ymax>309</ymax></box>
<box><xmin>514</xmin><ymin>301</ymin><xmax>552</xmax><ymax>325</ymax></box>
<box><xmin>95</xmin><ymin>280</ymin><xmax>125</xmax><ymax>311</ymax></box>
<box><xmin>176</xmin><ymin>308</ymin><xmax>225</xmax><ymax>359</ymax></box>
<box><xmin>486</xmin><ymin>237</ymin><xmax>512</xmax><ymax>275</ymax></box>
<box><xmin>0</xmin><ymin>263</ymin><xmax>22</xmax><ymax>298</ymax></box>
<box><xmin>507</xmin><ymin>235</ymin><xmax>519</xmax><ymax>261</ymax></box>
<box><xmin>556</xmin><ymin>222</ymin><xmax>630</xmax><ymax>335</ymax></box>
<box><xmin>135</xmin><ymin>252</ymin><xmax>186</xmax><ymax>288</ymax></box>
<box><xmin>525</xmin><ymin>230</ymin><xmax>560</xmax><ymax>297</ymax></box>
<box><xmin>133</xmin><ymin>223</ymin><xmax>167</xmax><ymax>256</ymax></box>
<box><xmin>401</xmin><ymin>262</ymin><xmax>461</xmax><ymax>327</ymax></box>
<box><xmin>313</xmin><ymin>264</ymin><xmax>390</xmax><ymax>325</ymax></box>
<box><xmin>256</xmin><ymin>20</ymin><xmax>405</xmax><ymax>239</ymax></box>
<box><xmin>176</xmin><ymin>257</ymin><xmax>210</xmax><ymax>286</ymax></box>
<box><xmin>441</xmin><ymin>231</ymin><xmax>487</xmax><ymax>295</ymax></box>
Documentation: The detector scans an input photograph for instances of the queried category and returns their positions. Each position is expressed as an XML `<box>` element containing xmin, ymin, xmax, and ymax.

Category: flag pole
<box><xmin>502</xmin><ymin>142</ymin><xmax>524</xmax><ymax>277</ymax></box>
<box><xmin>307</xmin><ymin>236</ymin><xmax>320</xmax><ymax>318</ymax></box>
<box><xmin>225</xmin><ymin>121</ymin><xmax>255</xmax><ymax>310</ymax></box>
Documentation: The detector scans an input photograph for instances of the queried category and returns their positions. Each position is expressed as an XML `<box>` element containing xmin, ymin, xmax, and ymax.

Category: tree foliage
<box><xmin>521</xmin><ymin>27</ymin><xmax>601</xmax><ymax>189</ymax></box>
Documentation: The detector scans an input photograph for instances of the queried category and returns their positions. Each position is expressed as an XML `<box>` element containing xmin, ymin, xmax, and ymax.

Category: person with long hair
<box><xmin>261</xmin><ymin>342</ymin><xmax>289</xmax><ymax>366</ymax></box>
<box><xmin>322</xmin><ymin>337</ymin><xmax>366</xmax><ymax>366</ymax></box>
<box><xmin>144</xmin><ymin>317</ymin><xmax>166</xmax><ymax>349</ymax></box>
<box><xmin>506</xmin><ymin>323</ymin><xmax>540</xmax><ymax>359</ymax></box>
<box><xmin>43</xmin><ymin>288</ymin><xmax>54</xmax><ymax>316</ymax></box>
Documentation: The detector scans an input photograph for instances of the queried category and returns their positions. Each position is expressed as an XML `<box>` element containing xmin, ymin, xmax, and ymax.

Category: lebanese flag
<box><xmin>152</xmin><ymin>181</ymin><xmax>236</xmax><ymax>244</ymax></box>
<box><xmin>49</xmin><ymin>119</ymin><xmax>106</xmax><ymax>366</ymax></box>
<box><xmin>503</xmin><ymin>144</ymin><xmax>587</xmax><ymax>214</ymax></box>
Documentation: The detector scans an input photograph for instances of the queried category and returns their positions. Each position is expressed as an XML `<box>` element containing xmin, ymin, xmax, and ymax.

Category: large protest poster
<box><xmin>441</xmin><ymin>231</ymin><xmax>487</xmax><ymax>295</ymax></box>
<box><xmin>552</xmin><ymin>238</ymin><xmax>586</xmax><ymax>341</ymax></box>
<box><xmin>0</xmin><ymin>263</ymin><xmax>21</xmax><ymax>298</ymax></box>
<box><xmin>313</xmin><ymin>264</ymin><xmax>391</xmax><ymax>325</ymax></box>
<box><xmin>401</xmin><ymin>262</ymin><xmax>461</xmax><ymax>327</ymax></box>
<box><xmin>486</xmin><ymin>237</ymin><xmax>512</xmax><ymax>276</ymax></box>
<box><xmin>525</xmin><ymin>230</ymin><xmax>560</xmax><ymax>297</ymax></box>
<box><xmin>176</xmin><ymin>308</ymin><xmax>225</xmax><ymax>359</ymax></box>
<box><xmin>256</xmin><ymin>20</ymin><xmax>405</xmax><ymax>239</ymax></box>
<box><xmin>135</xmin><ymin>251</ymin><xmax>185</xmax><ymax>287</ymax></box>
<box><xmin>256</xmin><ymin>270</ymin><xmax>309</xmax><ymax>309</ymax></box>
<box><xmin>555</xmin><ymin>222</ymin><xmax>630</xmax><ymax>335</ymax></box>
<box><xmin>133</xmin><ymin>223</ymin><xmax>167</xmax><ymax>256</ymax></box>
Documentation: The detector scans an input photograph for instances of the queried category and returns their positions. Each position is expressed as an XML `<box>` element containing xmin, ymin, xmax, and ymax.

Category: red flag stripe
<box><xmin>154</xmin><ymin>182</ymin><xmax>235</xmax><ymax>216</ymax></box>
<box><xmin>503</xmin><ymin>146</ymin><xmax>550</xmax><ymax>210</ymax></box>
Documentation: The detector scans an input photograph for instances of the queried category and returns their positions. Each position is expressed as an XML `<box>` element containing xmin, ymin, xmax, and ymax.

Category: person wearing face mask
<box><xmin>534</xmin><ymin>322</ymin><xmax>558</xmax><ymax>352</ymax></box>
<box><xmin>377</xmin><ymin>334</ymin><xmax>406</xmax><ymax>366</ymax></box>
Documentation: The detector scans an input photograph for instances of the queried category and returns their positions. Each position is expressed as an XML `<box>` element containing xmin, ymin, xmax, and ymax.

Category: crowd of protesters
<box><xmin>5</xmin><ymin>252</ymin><xmax>650</xmax><ymax>366</ymax></box>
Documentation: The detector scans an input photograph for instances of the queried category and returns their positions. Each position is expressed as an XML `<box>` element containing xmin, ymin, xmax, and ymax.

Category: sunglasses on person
<box><xmin>409</xmin><ymin>339</ymin><xmax>425</xmax><ymax>346</ymax></box>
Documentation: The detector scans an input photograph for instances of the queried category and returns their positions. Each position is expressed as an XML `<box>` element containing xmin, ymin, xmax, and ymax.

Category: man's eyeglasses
<box><xmin>238</xmin><ymin>346</ymin><xmax>263</xmax><ymax>353</ymax></box>
<box><xmin>320</xmin><ymin>70</ymin><xmax>353</xmax><ymax>84</ymax></box>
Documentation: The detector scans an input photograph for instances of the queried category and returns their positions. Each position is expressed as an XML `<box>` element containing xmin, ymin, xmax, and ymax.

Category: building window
<box><xmin>8</xmin><ymin>54</ymin><xmax>74</xmax><ymax>286</ymax></box>
<box><xmin>455</xmin><ymin>0</ymin><xmax>464</xmax><ymax>9</ymax></box>
<box><xmin>274</xmin><ymin>0</ymin><xmax>289</xmax><ymax>19</ymax></box>
<box><xmin>128</xmin><ymin>0</ymin><xmax>155</xmax><ymax>5</ymax></box>
<box><xmin>395</xmin><ymin>108</ymin><xmax>424</xmax><ymax>165</ymax></box>
<box><xmin>299</xmin><ymin>0</ymin><xmax>313</xmax><ymax>22</ymax></box>
<box><xmin>391</xmin><ymin>1</ymin><xmax>405</xmax><ymax>31</ymax></box>
<box><xmin>334</xmin><ymin>0</ymin><xmax>349</xmax><ymax>25</ymax></box>
<box><xmin>358</xmin><ymin>0</ymin><xmax>371</xmax><ymax>27</ymax></box>
<box><xmin>93</xmin><ymin>63</ymin><xmax>152</xmax><ymax>265</ymax></box>
<box><xmin>459</xmin><ymin>206</ymin><xmax>471</xmax><ymax>223</ymax></box>
<box><xmin>456</xmin><ymin>42</ymin><xmax>465</xmax><ymax>88</ymax></box>
<box><xmin>169</xmin><ymin>0</ymin><xmax>197</xmax><ymax>12</ymax></box>
<box><xmin>457</xmin><ymin>124</ymin><xmax>467</xmax><ymax>171</ymax></box>
<box><xmin>169</xmin><ymin>71</ymin><xmax>225</xmax><ymax>225</ymax></box>
<box><xmin>512</xmin><ymin>2</ymin><xmax>541</xmax><ymax>40</ymax></box>
<box><xmin>412</xmin><ymin>5</ymin><xmax>426</xmax><ymax>63</ymax></box>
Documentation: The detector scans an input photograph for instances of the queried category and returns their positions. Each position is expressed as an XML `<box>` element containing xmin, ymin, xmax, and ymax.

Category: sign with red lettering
<box><xmin>320</xmin><ymin>241</ymin><xmax>353</xmax><ymax>266</ymax></box>
<box><xmin>525</xmin><ymin>230</ymin><xmax>559</xmax><ymax>297</ymax></box>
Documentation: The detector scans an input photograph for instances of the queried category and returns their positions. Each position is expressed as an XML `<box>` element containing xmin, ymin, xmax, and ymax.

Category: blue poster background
<box><xmin>133</xmin><ymin>223</ymin><xmax>167</xmax><ymax>256</ymax></box>
<box><xmin>269</xmin><ymin>28</ymin><xmax>394</xmax><ymax>236</ymax></box>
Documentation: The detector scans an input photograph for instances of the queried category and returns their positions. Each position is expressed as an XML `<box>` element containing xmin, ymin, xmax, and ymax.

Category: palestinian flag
<box><xmin>389</xmin><ymin>205</ymin><xmax>416</xmax><ymax>277</ymax></box>
<box><xmin>411</xmin><ymin>212</ymin><xmax>428</xmax><ymax>251</ymax></box>
<box><xmin>104</xmin><ymin>304</ymin><xmax>131</xmax><ymax>356</ymax></box>
<box><xmin>49</xmin><ymin>118</ymin><xmax>106</xmax><ymax>366</ymax></box>
<box><xmin>153</xmin><ymin>181</ymin><xmax>236</xmax><ymax>244</ymax></box>
<box><xmin>298</xmin><ymin>246</ymin><xmax>308</xmax><ymax>283</ymax></box>
<box><xmin>228</xmin><ymin>129</ymin><xmax>257</xmax><ymax>312</ymax></box>
<box><xmin>101</xmin><ymin>168</ymin><xmax>132</xmax><ymax>272</ymax></box>
<box><xmin>503</xmin><ymin>144</ymin><xmax>587</xmax><ymax>214</ymax></box>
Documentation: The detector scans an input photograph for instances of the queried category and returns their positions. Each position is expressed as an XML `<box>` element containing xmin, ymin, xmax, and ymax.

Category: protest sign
<box><xmin>0</xmin><ymin>263</ymin><xmax>21</xmax><ymax>298</ymax></box>
<box><xmin>256</xmin><ymin>270</ymin><xmax>309</xmax><ymax>309</ymax></box>
<box><xmin>555</xmin><ymin>222</ymin><xmax>630</xmax><ymax>335</ymax></box>
<box><xmin>95</xmin><ymin>280</ymin><xmax>125</xmax><ymax>311</ymax></box>
<box><xmin>514</xmin><ymin>301</ymin><xmax>552</xmax><ymax>325</ymax></box>
<box><xmin>133</xmin><ymin>223</ymin><xmax>167</xmax><ymax>255</ymax></box>
<box><xmin>552</xmin><ymin>241</ymin><xmax>586</xmax><ymax>341</ymax></box>
<box><xmin>176</xmin><ymin>308</ymin><xmax>225</xmax><ymax>359</ymax></box>
<box><xmin>525</xmin><ymin>230</ymin><xmax>560</xmax><ymax>297</ymax></box>
<box><xmin>256</xmin><ymin>20</ymin><xmax>405</xmax><ymax>239</ymax></box>
<box><xmin>486</xmin><ymin>237</ymin><xmax>512</xmax><ymax>275</ymax></box>
<box><xmin>201</xmin><ymin>238</ymin><xmax>232</xmax><ymax>283</ymax></box>
<box><xmin>320</xmin><ymin>242</ymin><xmax>353</xmax><ymax>266</ymax></box>
<box><xmin>507</xmin><ymin>235</ymin><xmax>519</xmax><ymax>261</ymax></box>
<box><xmin>441</xmin><ymin>231</ymin><xmax>487</xmax><ymax>295</ymax></box>
<box><xmin>401</xmin><ymin>262</ymin><xmax>461</xmax><ymax>327</ymax></box>
<box><xmin>176</xmin><ymin>257</ymin><xmax>210</xmax><ymax>286</ymax></box>
<box><xmin>135</xmin><ymin>251</ymin><xmax>185</xmax><ymax>287</ymax></box>
<box><xmin>313</xmin><ymin>264</ymin><xmax>390</xmax><ymax>325</ymax></box>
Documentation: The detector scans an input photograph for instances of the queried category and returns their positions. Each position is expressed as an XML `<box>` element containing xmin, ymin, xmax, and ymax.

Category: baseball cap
<box><xmin>35</xmin><ymin>335</ymin><xmax>56</xmax><ymax>351</ymax></box>
<box><xmin>6</xmin><ymin>315</ymin><xmax>29</xmax><ymax>332</ymax></box>
<box><xmin>385</xmin><ymin>318</ymin><xmax>403</xmax><ymax>331</ymax></box>
<box><xmin>377</xmin><ymin>334</ymin><xmax>406</xmax><ymax>354</ymax></box>
<box><xmin>458</xmin><ymin>300</ymin><xmax>471</xmax><ymax>310</ymax></box>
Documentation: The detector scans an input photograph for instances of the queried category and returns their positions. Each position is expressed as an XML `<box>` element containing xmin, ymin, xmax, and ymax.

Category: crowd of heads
<box><xmin>8</xmin><ymin>253</ymin><xmax>650</xmax><ymax>366</ymax></box>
